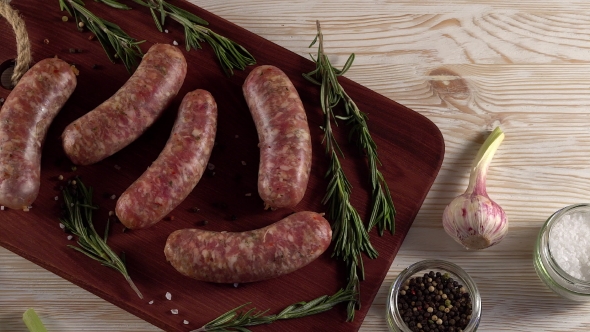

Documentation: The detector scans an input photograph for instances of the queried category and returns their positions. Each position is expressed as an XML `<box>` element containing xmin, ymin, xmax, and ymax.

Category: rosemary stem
<box><xmin>125</xmin><ymin>275</ymin><xmax>144</xmax><ymax>299</ymax></box>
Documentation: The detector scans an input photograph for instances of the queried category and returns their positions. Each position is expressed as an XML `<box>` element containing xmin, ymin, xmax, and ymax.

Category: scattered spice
<box><xmin>164</xmin><ymin>29</ymin><xmax>169</xmax><ymax>33</ymax></box>
<box><xmin>190</xmin><ymin>207</ymin><xmax>200</xmax><ymax>213</ymax></box>
<box><xmin>171</xmin><ymin>309</ymin><xmax>179</xmax><ymax>315</ymax></box>
<box><xmin>172</xmin><ymin>40</ymin><xmax>179</xmax><ymax>46</ymax></box>
<box><xmin>199</xmin><ymin>220</ymin><xmax>209</xmax><ymax>226</ymax></box>
<box><xmin>43</xmin><ymin>38</ymin><xmax>50</xmax><ymax>45</ymax></box>
<box><xmin>168</xmin><ymin>215</ymin><xmax>175</xmax><ymax>221</ymax></box>
<box><xmin>71</xmin><ymin>166</ymin><xmax>77</xmax><ymax>171</ymax></box>
<box><xmin>114</xmin><ymin>164</ymin><xmax>121</xmax><ymax>170</ymax></box>
<box><xmin>110</xmin><ymin>194</ymin><xmax>116</xmax><ymax>200</ymax></box>
<box><xmin>165</xmin><ymin>292</ymin><xmax>172</xmax><ymax>300</ymax></box>
<box><xmin>88</xmin><ymin>34</ymin><xmax>95</xmax><ymax>41</ymax></box>
<box><xmin>213</xmin><ymin>202</ymin><xmax>228</xmax><ymax>210</ymax></box>
<box><xmin>183</xmin><ymin>320</ymin><xmax>189</xmax><ymax>325</ymax></box>
<box><xmin>54</xmin><ymin>196</ymin><xmax>59</xmax><ymax>201</ymax></box>
<box><xmin>233</xmin><ymin>283</ymin><xmax>239</xmax><ymax>288</ymax></box>
<box><xmin>397</xmin><ymin>272</ymin><xmax>472</xmax><ymax>332</ymax></box>
<box><xmin>245</xmin><ymin>193</ymin><xmax>252</xmax><ymax>197</ymax></box>
<box><xmin>58</xmin><ymin>175</ymin><xmax>64</xmax><ymax>181</ymax></box>
<box><xmin>70</xmin><ymin>65</ymin><xmax>80</xmax><ymax>76</ymax></box>
<box><xmin>62</xmin><ymin>16</ymin><xmax>69</xmax><ymax>22</ymax></box>
<box><xmin>67</xmin><ymin>235</ymin><xmax>73</xmax><ymax>240</ymax></box>
<box><xmin>149</xmin><ymin>300</ymin><xmax>154</xmax><ymax>305</ymax></box>
<box><xmin>241</xmin><ymin>160</ymin><xmax>246</xmax><ymax>166</ymax></box>
<box><xmin>109</xmin><ymin>211</ymin><xmax>114</xmax><ymax>216</ymax></box>
<box><xmin>78</xmin><ymin>21</ymin><xmax>85</xmax><ymax>28</ymax></box>
<box><xmin>207</xmin><ymin>163</ymin><xmax>215</xmax><ymax>170</ymax></box>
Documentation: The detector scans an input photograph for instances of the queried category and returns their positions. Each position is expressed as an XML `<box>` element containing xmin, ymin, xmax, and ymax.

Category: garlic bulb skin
<box><xmin>443</xmin><ymin>193</ymin><xmax>508</xmax><ymax>249</ymax></box>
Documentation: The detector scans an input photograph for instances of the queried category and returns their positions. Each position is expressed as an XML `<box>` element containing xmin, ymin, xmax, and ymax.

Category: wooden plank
<box><xmin>0</xmin><ymin>1</ymin><xmax>443</xmax><ymax>331</ymax></box>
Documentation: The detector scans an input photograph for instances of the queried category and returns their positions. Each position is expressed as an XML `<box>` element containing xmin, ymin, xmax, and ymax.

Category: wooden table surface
<box><xmin>3</xmin><ymin>0</ymin><xmax>590</xmax><ymax>331</ymax></box>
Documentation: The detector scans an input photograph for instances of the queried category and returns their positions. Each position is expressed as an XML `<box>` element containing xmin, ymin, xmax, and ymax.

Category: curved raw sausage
<box><xmin>242</xmin><ymin>65</ymin><xmax>312</xmax><ymax>210</ymax></box>
<box><xmin>0</xmin><ymin>58</ymin><xmax>77</xmax><ymax>210</ymax></box>
<box><xmin>164</xmin><ymin>211</ymin><xmax>332</xmax><ymax>283</ymax></box>
<box><xmin>62</xmin><ymin>44</ymin><xmax>187</xmax><ymax>165</ymax></box>
<box><xmin>116</xmin><ymin>90</ymin><xmax>217</xmax><ymax>229</ymax></box>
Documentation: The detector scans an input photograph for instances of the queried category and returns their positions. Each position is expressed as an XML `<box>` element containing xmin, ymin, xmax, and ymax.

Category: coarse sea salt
<box><xmin>549</xmin><ymin>211</ymin><xmax>590</xmax><ymax>281</ymax></box>
<box><xmin>165</xmin><ymin>292</ymin><xmax>172</xmax><ymax>300</ymax></box>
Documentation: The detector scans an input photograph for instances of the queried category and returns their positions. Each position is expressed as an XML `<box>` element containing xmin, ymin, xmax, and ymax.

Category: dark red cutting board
<box><xmin>0</xmin><ymin>1</ymin><xmax>444</xmax><ymax>331</ymax></box>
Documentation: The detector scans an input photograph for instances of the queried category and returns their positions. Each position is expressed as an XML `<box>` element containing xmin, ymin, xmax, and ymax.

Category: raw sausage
<box><xmin>164</xmin><ymin>211</ymin><xmax>332</xmax><ymax>283</ymax></box>
<box><xmin>242</xmin><ymin>65</ymin><xmax>312</xmax><ymax>210</ymax></box>
<box><xmin>116</xmin><ymin>90</ymin><xmax>217</xmax><ymax>229</ymax></box>
<box><xmin>62</xmin><ymin>44</ymin><xmax>187</xmax><ymax>165</ymax></box>
<box><xmin>0</xmin><ymin>58</ymin><xmax>77</xmax><ymax>210</ymax></box>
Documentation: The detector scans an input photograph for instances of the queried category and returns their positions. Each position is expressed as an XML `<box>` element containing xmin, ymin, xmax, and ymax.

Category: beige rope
<box><xmin>0</xmin><ymin>0</ymin><xmax>32</xmax><ymax>86</ymax></box>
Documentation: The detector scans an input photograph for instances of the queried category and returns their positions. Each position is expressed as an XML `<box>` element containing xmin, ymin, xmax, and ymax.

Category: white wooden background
<box><xmin>3</xmin><ymin>0</ymin><xmax>590</xmax><ymax>331</ymax></box>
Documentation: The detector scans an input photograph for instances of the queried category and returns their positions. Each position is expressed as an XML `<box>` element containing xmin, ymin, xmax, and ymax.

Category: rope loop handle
<box><xmin>0</xmin><ymin>0</ymin><xmax>32</xmax><ymax>86</ymax></box>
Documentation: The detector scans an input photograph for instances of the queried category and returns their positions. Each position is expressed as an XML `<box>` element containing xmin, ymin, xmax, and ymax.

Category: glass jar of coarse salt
<box><xmin>534</xmin><ymin>203</ymin><xmax>590</xmax><ymax>301</ymax></box>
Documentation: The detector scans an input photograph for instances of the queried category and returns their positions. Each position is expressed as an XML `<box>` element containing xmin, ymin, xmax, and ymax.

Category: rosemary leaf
<box><xmin>59</xmin><ymin>0</ymin><xmax>144</xmax><ymax>73</ymax></box>
<box><xmin>60</xmin><ymin>178</ymin><xmax>143</xmax><ymax>299</ymax></box>
<box><xmin>94</xmin><ymin>0</ymin><xmax>131</xmax><ymax>10</ymax></box>
<box><xmin>191</xmin><ymin>289</ymin><xmax>355</xmax><ymax>332</ymax></box>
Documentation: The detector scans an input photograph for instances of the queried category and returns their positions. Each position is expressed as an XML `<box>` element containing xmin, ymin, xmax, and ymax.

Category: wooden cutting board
<box><xmin>0</xmin><ymin>1</ymin><xmax>444</xmax><ymax>331</ymax></box>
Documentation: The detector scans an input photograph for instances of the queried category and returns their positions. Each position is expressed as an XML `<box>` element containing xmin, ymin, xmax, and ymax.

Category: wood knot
<box><xmin>428</xmin><ymin>68</ymin><xmax>470</xmax><ymax>100</ymax></box>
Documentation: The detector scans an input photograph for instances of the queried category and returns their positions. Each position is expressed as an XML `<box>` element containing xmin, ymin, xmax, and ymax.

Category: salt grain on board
<box><xmin>149</xmin><ymin>300</ymin><xmax>154</xmax><ymax>305</ymax></box>
<box><xmin>171</xmin><ymin>309</ymin><xmax>179</xmax><ymax>315</ymax></box>
<box><xmin>183</xmin><ymin>320</ymin><xmax>189</xmax><ymax>325</ymax></box>
<box><xmin>165</xmin><ymin>292</ymin><xmax>172</xmax><ymax>300</ymax></box>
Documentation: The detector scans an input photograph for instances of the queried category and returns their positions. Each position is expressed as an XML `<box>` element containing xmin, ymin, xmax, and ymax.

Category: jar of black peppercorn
<box><xmin>386</xmin><ymin>260</ymin><xmax>482</xmax><ymax>332</ymax></box>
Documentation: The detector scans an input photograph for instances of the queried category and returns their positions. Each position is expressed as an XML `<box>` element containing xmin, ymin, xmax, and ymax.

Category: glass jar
<box><xmin>386</xmin><ymin>259</ymin><xmax>482</xmax><ymax>332</ymax></box>
<box><xmin>534</xmin><ymin>203</ymin><xmax>590</xmax><ymax>301</ymax></box>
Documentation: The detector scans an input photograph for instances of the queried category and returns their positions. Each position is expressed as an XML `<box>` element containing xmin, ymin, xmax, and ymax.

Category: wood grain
<box><xmin>0</xmin><ymin>1</ymin><xmax>443</xmax><ymax>332</ymax></box>
<box><xmin>4</xmin><ymin>0</ymin><xmax>590</xmax><ymax>331</ymax></box>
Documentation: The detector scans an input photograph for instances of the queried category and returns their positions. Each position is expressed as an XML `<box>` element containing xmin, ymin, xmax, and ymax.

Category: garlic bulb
<box><xmin>443</xmin><ymin>127</ymin><xmax>507</xmax><ymax>250</ymax></box>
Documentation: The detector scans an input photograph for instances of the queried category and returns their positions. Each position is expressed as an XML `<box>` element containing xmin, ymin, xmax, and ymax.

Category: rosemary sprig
<box><xmin>191</xmin><ymin>288</ymin><xmax>355</xmax><ymax>332</ymax></box>
<box><xmin>98</xmin><ymin>0</ymin><xmax>256</xmax><ymax>75</ymax></box>
<box><xmin>305</xmin><ymin>21</ymin><xmax>396</xmax><ymax>236</ymax></box>
<box><xmin>302</xmin><ymin>21</ymin><xmax>382</xmax><ymax>321</ymax></box>
<box><xmin>60</xmin><ymin>178</ymin><xmax>143</xmax><ymax>299</ymax></box>
<box><xmin>59</xmin><ymin>0</ymin><xmax>144</xmax><ymax>73</ymax></box>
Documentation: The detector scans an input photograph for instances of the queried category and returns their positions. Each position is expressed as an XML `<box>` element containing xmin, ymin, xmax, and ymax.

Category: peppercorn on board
<box><xmin>0</xmin><ymin>1</ymin><xmax>444</xmax><ymax>331</ymax></box>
